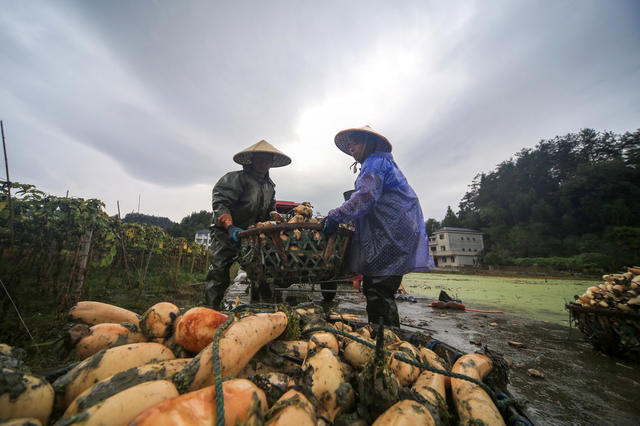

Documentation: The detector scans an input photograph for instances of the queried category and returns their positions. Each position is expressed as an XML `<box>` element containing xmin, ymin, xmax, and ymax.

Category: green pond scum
<box><xmin>403</xmin><ymin>272</ymin><xmax>600</xmax><ymax>325</ymax></box>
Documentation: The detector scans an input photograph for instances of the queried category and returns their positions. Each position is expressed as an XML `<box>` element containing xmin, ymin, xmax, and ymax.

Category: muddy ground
<box><xmin>225</xmin><ymin>282</ymin><xmax>640</xmax><ymax>426</ymax></box>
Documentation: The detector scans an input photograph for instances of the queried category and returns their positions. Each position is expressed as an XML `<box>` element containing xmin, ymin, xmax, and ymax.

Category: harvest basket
<box><xmin>566</xmin><ymin>303</ymin><xmax>640</xmax><ymax>359</ymax></box>
<box><xmin>237</xmin><ymin>223</ymin><xmax>352</xmax><ymax>298</ymax></box>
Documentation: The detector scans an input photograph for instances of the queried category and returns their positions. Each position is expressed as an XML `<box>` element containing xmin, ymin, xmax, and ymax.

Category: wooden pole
<box><xmin>116</xmin><ymin>201</ymin><xmax>133</xmax><ymax>288</ymax></box>
<box><xmin>70</xmin><ymin>229</ymin><xmax>94</xmax><ymax>306</ymax></box>
<box><xmin>174</xmin><ymin>242</ymin><xmax>183</xmax><ymax>285</ymax></box>
<box><xmin>1</xmin><ymin>121</ymin><xmax>14</xmax><ymax>247</ymax></box>
<box><xmin>58</xmin><ymin>238</ymin><xmax>81</xmax><ymax>319</ymax></box>
<box><xmin>141</xmin><ymin>234</ymin><xmax>157</xmax><ymax>287</ymax></box>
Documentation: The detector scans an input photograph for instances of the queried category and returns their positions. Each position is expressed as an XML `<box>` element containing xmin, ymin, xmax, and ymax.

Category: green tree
<box><xmin>168</xmin><ymin>210</ymin><xmax>213</xmax><ymax>239</ymax></box>
<box><xmin>122</xmin><ymin>212</ymin><xmax>176</xmax><ymax>229</ymax></box>
<box><xmin>425</xmin><ymin>218</ymin><xmax>441</xmax><ymax>235</ymax></box>
<box><xmin>441</xmin><ymin>206</ymin><xmax>461</xmax><ymax>227</ymax></box>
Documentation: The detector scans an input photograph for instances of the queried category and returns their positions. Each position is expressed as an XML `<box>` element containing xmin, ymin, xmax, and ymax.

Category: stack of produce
<box><xmin>0</xmin><ymin>301</ymin><xmax>513</xmax><ymax>425</ymax></box>
<box><xmin>573</xmin><ymin>267</ymin><xmax>640</xmax><ymax>311</ymax></box>
<box><xmin>248</xmin><ymin>202</ymin><xmax>322</xmax><ymax>243</ymax></box>
<box><xmin>569</xmin><ymin>267</ymin><xmax>640</xmax><ymax>359</ymax></box>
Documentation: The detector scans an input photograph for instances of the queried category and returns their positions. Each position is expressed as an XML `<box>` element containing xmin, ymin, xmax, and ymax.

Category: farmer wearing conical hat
<box><xmin>204</xmin><ymin>140</ymin><xmax>291</xmax><ymax>308</ymax></box>
<box><xmin>321</xmin><ymin>126</ymin><xmax>435</xmax><ymax>326</ymax></box>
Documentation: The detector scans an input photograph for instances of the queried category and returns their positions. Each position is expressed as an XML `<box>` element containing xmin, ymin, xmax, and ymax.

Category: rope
<box><xmin>210</xmin><ymin>303</ymin><xmax>285</xmax><ymax>426</ymax></box>
<box><xmin>0</xmin><ymin>278</ymin><xmax>41</xmax><ymax>356</ymax></box>
<box><xmin>212</xmin><ymin>312</ymin><xmax>235</xmax><ymax>426</ymax></box>
<box><xmin>302</xmin><ymin>325</ymin><xmax>520</xmax><ymax>411</ymax></box>
<box><xmin>232</xmin><ymin>302</ymin><xmax>279</xmax><ymax>314</ymax></box>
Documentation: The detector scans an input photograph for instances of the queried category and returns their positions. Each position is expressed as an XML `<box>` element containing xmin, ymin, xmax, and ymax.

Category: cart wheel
<box><xmin>321</xmin><ymin>282</ymin><xmax>337</xmax><ymax>302</ymax></box>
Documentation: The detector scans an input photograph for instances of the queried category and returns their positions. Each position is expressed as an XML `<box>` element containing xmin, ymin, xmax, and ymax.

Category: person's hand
<box><xmin>320</xmin><ymin>217</ymin><xmax>339</xmax><ymax>236</ymax></box>
<box><xmin>227</xmin><ymin>225</ymin><xmax>244</xmax><ymax>243</ymax></box>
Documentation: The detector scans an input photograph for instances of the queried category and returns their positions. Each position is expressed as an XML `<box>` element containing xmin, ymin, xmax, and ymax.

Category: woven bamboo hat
<box><xmin>233</xmin><ymin>140</ymin><xmax>292</xmax><ymax>167</ymax></box>
<box><xmin>334</xmin><ymin>125</ymin><xmax>392</xmax><ymax>155</ymax></box>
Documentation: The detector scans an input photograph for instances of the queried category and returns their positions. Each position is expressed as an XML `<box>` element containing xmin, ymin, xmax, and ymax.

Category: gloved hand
<box><xmin>227</xmin><ymin>225</ymin><xmax>244</xmax><ymax>244</ymax></box>
<box><xmin>320</xmin><ymin>217</ymin><xmax>339</xmax><ymax>236</ymax></box>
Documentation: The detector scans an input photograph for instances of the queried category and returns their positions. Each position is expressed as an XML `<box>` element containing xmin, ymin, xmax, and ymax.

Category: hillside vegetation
<box><xmin>429</xmin><ymin>128</ymin><xmax>640</xmax><ymax>272</ymax></box>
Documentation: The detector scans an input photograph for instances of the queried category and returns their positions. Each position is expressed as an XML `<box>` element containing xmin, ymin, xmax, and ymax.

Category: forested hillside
<box><xmin>122</xmin><ymin>212</ymin><xmax>176</xmax><ymax>229</ymax></box>
<box><xmin>122</xmin><ymin>211</ymin><xmax>212</xmax><ymax>239</ymax></box>
<box><xmin>434</xmin><ymin>128</ymin><xmax>640</xmax><ymax>271</ymax></box>
<box><xmin>166</xmin><ymin>210</ymin><xmax>212</xmax><ymax>239</ymax></box>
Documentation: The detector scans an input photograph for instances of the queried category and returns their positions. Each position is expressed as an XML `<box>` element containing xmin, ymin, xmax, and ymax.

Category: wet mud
<box><xmin>226</xmin><ymin>282</ymin><xmax>640</xmax><ymax>425</ymax></box>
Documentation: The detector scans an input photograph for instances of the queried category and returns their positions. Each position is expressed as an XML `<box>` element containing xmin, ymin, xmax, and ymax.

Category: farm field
<box><xmin>402</xmin><ymin>272</ymin><xmax>599</xmax><ymax>325</ymax></box>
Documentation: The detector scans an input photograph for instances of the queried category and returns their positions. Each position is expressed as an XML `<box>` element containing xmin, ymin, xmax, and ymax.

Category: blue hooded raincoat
<box><xmin>327</xmin><ymin>152</ymin><xmax>435</xmax><ymax>277</ymax></box>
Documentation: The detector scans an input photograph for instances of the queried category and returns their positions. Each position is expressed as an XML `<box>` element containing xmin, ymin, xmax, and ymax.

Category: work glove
<box><xmin>227</xmin><ymin>225</ymin><xmax>244</xmax><ymax>244</ymax></box>
<box><xmin>320</xmin><ymin>217</ymin><xmax>339</xmax><ymax>236</ymax></box>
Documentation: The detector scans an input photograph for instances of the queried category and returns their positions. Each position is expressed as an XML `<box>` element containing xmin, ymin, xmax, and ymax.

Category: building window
<box><xmin>461</xmin><ymin>236</ymin><xmax>464</xmax><ymax>240</ymax></box>
<box><xmin>462</xmin><ymin>248</ymin><xmax>465</xmax><ymax>251</ymax></box>
<box><xmin>439</xmin><ymin>234</ymin><xmax>444</xmax><ymax>239</ymax></box>
<box><xmin>450</xmin><ymin>256</ymin><xmax>455</xmax><ymax>262</ymax></box>
<box><xmin>467</xmin><ymin>237</ymin><xmax>470</xmax><ymax>240</ymax></box>
<box><xmin>442</xmin><ymin>257</ymin><xmax>447</xmax><ymax>263</ymax></box>
<box><xmin>440</xmin><ymin>246</ymin><xmax>446</xmax><ymax>251</ymax></box>
<box><xmin>431</xmin><ymin>246</ymin><xmax>436</xmax><ymax>251</ymax></box>
<box><xmin>472</xmin><ymin>237</ymin><xmax>476</xmax><ymax>241</ymax></box>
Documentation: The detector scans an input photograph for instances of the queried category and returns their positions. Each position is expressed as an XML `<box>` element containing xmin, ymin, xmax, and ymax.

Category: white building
<box><xmin>194</xmin><ymin>229</ymin><xmax>212</xmax><ymax>249</ymax></box>
<box><xmin>428</xmin><ymin>227</ymin><xmax>484</xmax><ymax>267</ymax></box>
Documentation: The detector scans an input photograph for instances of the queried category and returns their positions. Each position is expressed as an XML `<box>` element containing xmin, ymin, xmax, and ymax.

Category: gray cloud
<box><xmin>1</xmin><ymin>0</ymin><xmax>638</xmax><ymax>222</ymax></box>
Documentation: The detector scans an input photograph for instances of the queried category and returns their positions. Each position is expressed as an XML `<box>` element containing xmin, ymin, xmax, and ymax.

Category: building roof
<box><xmin>435</xmin><ymin>227</ymin><xmax>482</xmax><ymax>234</ymax></box>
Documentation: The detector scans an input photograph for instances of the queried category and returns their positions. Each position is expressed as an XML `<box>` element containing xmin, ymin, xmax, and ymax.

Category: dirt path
<box><xmin>227</xmin><ymin>282</ymin><xmax>640</xmax><ymax>426</ymax></box>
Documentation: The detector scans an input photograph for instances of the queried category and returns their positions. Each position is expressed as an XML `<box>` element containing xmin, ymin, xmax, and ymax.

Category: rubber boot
<box><xmin>205</xmin><ymin>228</ymin><xmax>238</xmax><ymax>309</ymax></box>
<box><xmin>204</xmin><ymin>266</ymin><xmax>231</xmax><ymax>310</ymax></box>
<box><xmin>249</xmin><ymin>281</ymin><xmax>260</xmax><ymax>303</ymax></box>
<box><xmin>362</xmin><ymin>275</ymin><xmax>402</xmax><ymax>327</ymax></box>
<box><xmin>260</xmin><ymin>280</ymin><xmax>274</xmax><ymax>302</ymax></box>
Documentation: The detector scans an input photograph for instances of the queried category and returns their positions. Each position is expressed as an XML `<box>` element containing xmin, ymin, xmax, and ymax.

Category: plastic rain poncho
<box><xmin>327</xmin><ymin>152</ymin><xmax>435</xmax><ymax>276</ymax></box>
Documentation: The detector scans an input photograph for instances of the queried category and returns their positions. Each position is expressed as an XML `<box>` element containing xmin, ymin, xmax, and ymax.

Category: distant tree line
<box><xmin>166</xmin><ymin>210</ymin><xmax>212</xmax><ymax>239</ymax></box>
<box><xmin>123</xmin><ymin>211</ymin><xmax>213</xmax><ymax>240</ymax></box>
<box><xmin>427</xmin><ymin>128</ymin><xmax>640</xmax><ymax>272</ymax></box>
<box><xmin>122</xmin><ymin>212</ymin><xmax>176</xmax><ymax>229</ymax></box>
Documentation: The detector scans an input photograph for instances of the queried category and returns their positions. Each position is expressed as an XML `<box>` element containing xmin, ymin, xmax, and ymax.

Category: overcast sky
<box><xmin>1</xmin><ymin>0</ymin><xmax>639</xmax><ymax>224</ymax></box>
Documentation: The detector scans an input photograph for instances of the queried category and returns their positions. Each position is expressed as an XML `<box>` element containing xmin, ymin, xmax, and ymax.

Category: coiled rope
<box><xmin>210</xmin><ymin>304</ymin><xmax>519</xmax><ymax>426</ymax></box>
<box><xmin>302</xmin><ymin>325</ymin><xmax>520</xmax><ymax>411</ymax></box>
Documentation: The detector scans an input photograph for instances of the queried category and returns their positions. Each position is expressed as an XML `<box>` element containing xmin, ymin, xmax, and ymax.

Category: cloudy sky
<box><xmin>1</xmin><ymin>0</ymin><xmax>639</xmax><ymax>223</ymax></box>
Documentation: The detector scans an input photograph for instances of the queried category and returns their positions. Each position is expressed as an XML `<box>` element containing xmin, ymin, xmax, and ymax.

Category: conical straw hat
<box><xmin>334</xmin><ymin>125</ymin><xmax>392</xmax><ymax>155</ymax></box>
<box><xmin>233</xmin><ymin>140</ymin><xmax>292</xmax><ymax>167</ymax></box>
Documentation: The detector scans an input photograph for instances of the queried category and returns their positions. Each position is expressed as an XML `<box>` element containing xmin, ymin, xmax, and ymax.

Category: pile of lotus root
<box><xmin>1</xmin><ymin>300</ymin><xmax>509</xmax><ymax>425</ymax></box>
<box><xmin>249</xmin><ymin>202</ymin><xmax>322</xmax><ymax>242</ymax></box>
<box><xmin>574</xmin><ymin>266</ymin><xmax>640</xmax><ymax>311</ymax></box>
